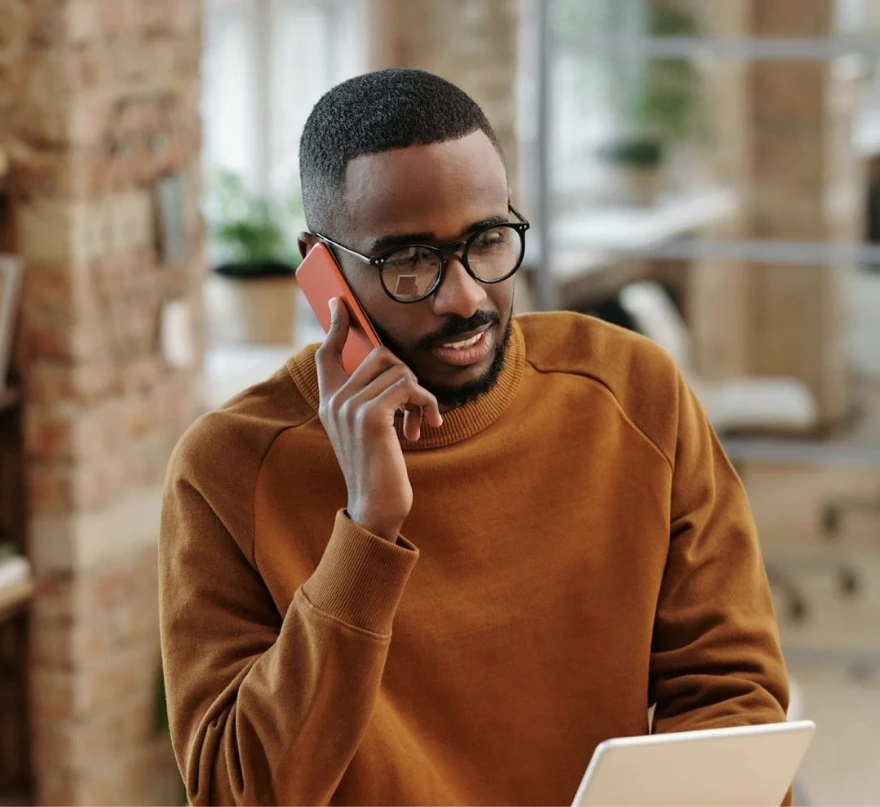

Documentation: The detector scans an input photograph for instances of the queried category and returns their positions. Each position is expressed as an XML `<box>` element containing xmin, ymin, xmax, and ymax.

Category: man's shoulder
<box><xmin>161</xmin><ymin>354</ymin><xmax>319</xmax><ymax>560</ymax></box>
<box><xmin>168</xmin><ymin>356</ymin><xmax>318</xmax><ymax>487</ymax></box>
<box><xmin>515</xmin><ymin>311</ymin><xmax>683</xmax><ymax>458</ymax></box>
<box><xmin>516</xmin><ymin>310</ymin><xmax>678</xmax><ymax>389</ymax></box>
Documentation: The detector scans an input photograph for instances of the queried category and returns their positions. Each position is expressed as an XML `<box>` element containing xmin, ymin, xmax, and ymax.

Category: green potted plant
<box><xmin>205</xmin><ymin>168</ymin><xmax>304</xmax><ymax>345</ymax></box>
<box><xmin>599</xmin><ymin>137</ymin><xmax>666</xmax><ymax>206</ymax></box>
<box><xmin>599</xmin><ymin>1</ymin><xmax>709</xmax><ymax>205</ymax></box>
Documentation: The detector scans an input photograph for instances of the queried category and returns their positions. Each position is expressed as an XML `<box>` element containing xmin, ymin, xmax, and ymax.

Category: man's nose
<box><xmin>430</xmin><ymin>255</ymin><xmax>487</xmax><ymax>319</ymax></box>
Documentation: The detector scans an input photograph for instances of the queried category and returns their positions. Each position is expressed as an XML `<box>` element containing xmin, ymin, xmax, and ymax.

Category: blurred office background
<box><xmin>0</xmin><ymin>0</ymin><xmax>879</xmax><ymax>804</ymax></box>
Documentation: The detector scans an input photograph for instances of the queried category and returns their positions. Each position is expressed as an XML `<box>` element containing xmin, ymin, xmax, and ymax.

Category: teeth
<box><xmin>442</xmin><ymin>332</ymin><xmax>483</xmax><ymax>350</ymax></box>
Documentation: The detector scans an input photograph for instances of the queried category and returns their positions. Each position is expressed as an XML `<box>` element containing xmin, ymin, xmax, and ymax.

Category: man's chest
<box><xmin>252</xmin><ymin>424</ymin><xmax>672</xmax><ymax>627</ymax></box>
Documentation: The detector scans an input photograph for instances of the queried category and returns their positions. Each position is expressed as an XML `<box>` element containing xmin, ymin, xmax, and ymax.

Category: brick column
<box><xmin>369</xmin><ymin>0</ymin><xmax>521</xmax><ymax>195</ymax></box>
<box><xmin>1</xmin><ymin>0</ymin><xmax>203</xmax><ymax>803</ymax></box>
<box><xmin>686</xmin><ymin>0</ymin><xmax>752</xmax><ymax>380</ymax></box>
<box><xmin>744</xmin><ymin>0</ymin><xmax>859</xmax><ymax>424</ymax></box>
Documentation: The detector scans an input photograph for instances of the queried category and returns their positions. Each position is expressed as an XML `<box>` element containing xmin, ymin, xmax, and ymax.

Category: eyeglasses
<box><xmin>314</xmin><ymin>204</ymin><xmax>530</xmax><ymax>303</ymax></box>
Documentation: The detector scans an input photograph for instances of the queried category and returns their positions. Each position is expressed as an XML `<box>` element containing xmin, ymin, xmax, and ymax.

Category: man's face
<box><xmin>305</xmin><ymin>130</ymin><xmax>516</xmax><ymax>411</ymax></box>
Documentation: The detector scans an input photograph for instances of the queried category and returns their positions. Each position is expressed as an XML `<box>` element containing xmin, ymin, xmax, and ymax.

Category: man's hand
<box><xmin>315</xmin><ymin>298</ymin><xmax>443</xmax><ymax>541</ymax></box>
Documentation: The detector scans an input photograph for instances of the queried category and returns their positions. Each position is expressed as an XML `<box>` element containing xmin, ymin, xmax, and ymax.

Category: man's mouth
<box><xmin>430</xmin><ymin>325</ymin><xmax>494</xmax><ymax>368</ymax></box>
<box><xmin>439</xmin><ymin>328</ymin><xmax>488</xmax><ymax>350</ymax></box>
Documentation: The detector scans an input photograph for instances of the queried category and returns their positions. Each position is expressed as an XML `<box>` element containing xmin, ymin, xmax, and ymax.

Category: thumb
<box><xmin>315</xmin><ymin>297</ymin><xmax>352</xmax><ymax>393</ymax></box>
<box><xmin>325</xmin><ymin>297</ymin><xmax>351</xmax><ymax>356</ymax></box>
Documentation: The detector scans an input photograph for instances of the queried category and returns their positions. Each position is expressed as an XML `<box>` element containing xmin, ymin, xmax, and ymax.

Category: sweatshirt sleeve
<box><xmin>159</xmin><ymin>426</ymin><xmax>418</xmax><ymax>806</ymax></box>
<box><xmin>648</xmin><ymin>372</ymin><xmax>790</xmax><ymax>734</ymax></box>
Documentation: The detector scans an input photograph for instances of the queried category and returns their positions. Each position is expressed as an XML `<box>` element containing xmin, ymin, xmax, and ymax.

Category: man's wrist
<box><xmin>344</xmin><ymin>508</ymin><xmax>401</xmax><ymax>543</ymax></box>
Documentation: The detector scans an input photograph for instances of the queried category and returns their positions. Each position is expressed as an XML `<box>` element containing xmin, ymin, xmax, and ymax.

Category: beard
<box><xmin>373</xmin><ymin>307</ymin><xmax>514</xmax><ymax>411</ymax></box>
<box><xmin>421</xmin><ymin>317</ymin><xmax>513</xmax><ymax>409</ymax></box>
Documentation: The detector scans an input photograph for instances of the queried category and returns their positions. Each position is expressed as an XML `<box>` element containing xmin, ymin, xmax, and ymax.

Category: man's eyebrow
<box><xmin>369</xmin><ymin>214</ymin><xmax>510</xmax><ymax>253</ymax></box>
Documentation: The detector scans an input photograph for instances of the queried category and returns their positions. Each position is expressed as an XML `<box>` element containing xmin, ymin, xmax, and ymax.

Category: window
<box><xmin>201</xmin><ymin>0</ymin><xmax>369</xmax><ymax>198</ymax></box>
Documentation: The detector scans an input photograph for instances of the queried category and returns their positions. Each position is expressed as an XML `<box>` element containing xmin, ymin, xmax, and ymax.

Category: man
<box><xmin>160</xmin><ymin>69</ymin><xmax>788</xmax><ymax>806</ymax></box>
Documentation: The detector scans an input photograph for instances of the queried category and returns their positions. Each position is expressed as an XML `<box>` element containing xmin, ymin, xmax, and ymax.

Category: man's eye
<box><xmin>474</xmin><ymin>232</ymin><xmax>505</xmax><ymax>249</ymax></box>
<box><xmin>385</xmin><ymin>248</ymin><xmax>420</xmax><ymax>267</ymax></box>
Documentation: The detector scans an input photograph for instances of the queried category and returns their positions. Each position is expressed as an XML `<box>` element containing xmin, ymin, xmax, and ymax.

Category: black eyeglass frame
<box><xmin>313</xmin><ymin>204</ymin><xmax>531</xmax><ymax>303</ymax></box>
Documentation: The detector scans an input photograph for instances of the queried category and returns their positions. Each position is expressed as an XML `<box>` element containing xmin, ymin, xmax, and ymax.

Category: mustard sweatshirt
<box><xmin>159</xmin><ymin>312</ymin><xmax>789</xmax><ymax>806</ymax></box>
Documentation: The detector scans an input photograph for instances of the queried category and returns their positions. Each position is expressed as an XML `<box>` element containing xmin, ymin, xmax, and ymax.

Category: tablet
<box><xmin>571</xmin><ymin>720</ymin><xmax>815</xmax><ymax>807</ymax></box>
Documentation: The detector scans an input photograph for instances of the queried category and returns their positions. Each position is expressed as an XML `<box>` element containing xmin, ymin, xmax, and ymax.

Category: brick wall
<box><xmin>0</xmin><ymin>0</ymin><xmax>203</xmax><ymax>803</ymax></box>
<box><xmin>744</xmin><ymin>0</ymin><xmax>858</xmax><ymax>424</ymax></box>
<box><xmin>680</xmin><ymin>0</ymin><xmax>861</xmax><ymax>413</ymax></box>
<box><xmin>686</xmin><ymin>0</ymin><xmax>753</xmax><ymax>380</ymax></box>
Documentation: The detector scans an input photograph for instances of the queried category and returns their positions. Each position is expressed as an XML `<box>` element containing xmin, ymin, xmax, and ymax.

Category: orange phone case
<box><xmin>296</xmin><ymin>242</ymin><xmax>382</xmax><ymax>375</ymax></box>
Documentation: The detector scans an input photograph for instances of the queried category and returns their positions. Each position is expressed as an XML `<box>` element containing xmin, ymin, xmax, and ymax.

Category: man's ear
<box><xmin>297</xmin><ymin>232</ymin><xmax>318</xmax><ymax>259</ymax></box>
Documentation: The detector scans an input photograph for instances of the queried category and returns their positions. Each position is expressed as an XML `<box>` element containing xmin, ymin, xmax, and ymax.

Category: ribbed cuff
<box><xmin>301</xmin><ymin>510</ymin><xmax>418</xmax><ymax>635</ymax></box>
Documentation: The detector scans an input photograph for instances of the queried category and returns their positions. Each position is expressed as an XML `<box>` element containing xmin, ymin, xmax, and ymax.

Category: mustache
<box><xmin>420</xmin><ymin>311</ymin><xmax>500</xmax><ymax>347</ymax></box>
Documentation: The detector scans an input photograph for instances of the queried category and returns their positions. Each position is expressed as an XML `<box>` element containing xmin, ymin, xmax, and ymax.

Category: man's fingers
<box><xmin>402</xmin><ymin>407</ymin><xmax>423</xmax><ymax>442</ymax></box>
<box><xmin>346</xmin><ymin>363</ymin><xmax>419</xmax><ymax>407</ymax></box>
<box><xmin>317</xmin><ymin>310</ymin><xmax>444</xmax><ymax>438</ymax></box>
<box><xmin>372</xmin><ymin>378</ymin><xmax>442</xmax><ymax>441</ymax></box>
<box><xmin>315</xmin><ymin>298</ymin><xmax>350</xmax><ymax>393</ymax></box>
<box><xmin>346</xmin><ymin>347</ymin><xmax>407</xmax><ymax>389</ymax></box>
<box><xmin>325</xmin><ymin>297</ymin><xmax>349</xmax><ymax>354</ymax></box>
<box><xmin>345</xmin><ymin>366</ymin><xmax>443</xmax><ymax>432</ymax></box>
<box><xmin>420</xmin><ymin>399</ymin><xmax>443</xmax><ymax>429</ymax></box>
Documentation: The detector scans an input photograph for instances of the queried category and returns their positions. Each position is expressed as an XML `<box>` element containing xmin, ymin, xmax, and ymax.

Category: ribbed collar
<box><xmin>287</xmin><ymin>320</ymin><xmax>525</xmax><ymax>450</ymax></box>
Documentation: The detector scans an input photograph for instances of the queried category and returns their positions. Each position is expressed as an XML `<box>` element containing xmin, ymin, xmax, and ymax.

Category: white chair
<box><xmin>618</xmin><ymin>282</ymin><xmax>818</xmax><ymax>434</ymax></box>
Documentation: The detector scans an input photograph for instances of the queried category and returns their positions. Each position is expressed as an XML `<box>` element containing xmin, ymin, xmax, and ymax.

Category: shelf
<box><xmin>0</xmin><ymin>388</ymin><xmax>20</xmax><ymax>413</ymax></box>
<box><xmin>523</xmin><ymin>187</ymin><xmax>742</xmax><ymax>308</ymax></box>
<box><xmin>0</xmin><ymin>577</ymin><xmax>34</xmax><ymax>623</ymax></box>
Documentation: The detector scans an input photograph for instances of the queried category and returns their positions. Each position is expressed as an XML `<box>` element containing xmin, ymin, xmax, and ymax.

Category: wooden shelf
<box><xmin>0</xmin><ymin>388</ymin><xmax>20</xmax><ymax>413</ymax></box>
<box><xmin>0</xmin><ymin>577</ymin><xmax>34</xmax><ymax>623</ymax></box>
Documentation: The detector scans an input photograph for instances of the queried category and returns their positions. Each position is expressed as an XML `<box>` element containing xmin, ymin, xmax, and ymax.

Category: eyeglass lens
<box><xmin>381</xmin><ymin>225</ymin><xmax>524</xmax><ymax>301</ymax></box>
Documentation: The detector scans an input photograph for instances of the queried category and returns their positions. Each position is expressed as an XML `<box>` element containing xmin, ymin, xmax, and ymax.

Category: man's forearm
<box><xmin>162</xmin><ymin>501</ymin><xmax>419</xmax><ymax>805</ymax></box>
<box><xmin>178</xmin><ymin>589</ymin><xmax>393</xmax><ymax>806</ymax></box>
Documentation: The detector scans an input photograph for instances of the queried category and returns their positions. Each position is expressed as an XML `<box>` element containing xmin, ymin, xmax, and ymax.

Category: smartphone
<box><xmin>296</xmin><ymin>242</ymin><xmax>382</xmax><ymax>375</ymax></box>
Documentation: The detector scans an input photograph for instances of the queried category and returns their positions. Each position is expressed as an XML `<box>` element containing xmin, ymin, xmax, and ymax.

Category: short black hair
<box><xmin>299</xmin><ymin>68</ymin><xmax>505</xmax><ymax>236</ymax></box>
